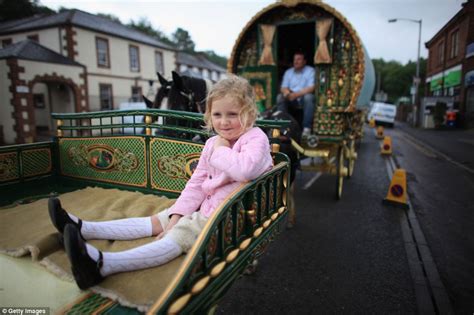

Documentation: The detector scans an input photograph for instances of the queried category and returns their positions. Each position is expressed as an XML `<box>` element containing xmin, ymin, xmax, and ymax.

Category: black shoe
<box><xmin>48</xmin><ymin>197</ymin><xmax>82</xmax><ymax>235</ymax></box>
<box><xmin>64</xmin><ymin>224</ymin><xmax>104</xmax><ymax>290</ymax></box>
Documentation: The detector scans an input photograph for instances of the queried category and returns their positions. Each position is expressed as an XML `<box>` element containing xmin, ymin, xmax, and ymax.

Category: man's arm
<box><xmin>280</xmin><ymin>69</ymin><xmax>292</xmax><ymax>98</ymax></box>
<box><xmin>281</xmin><ymin>86</ymin><xmax>291</xmax><ymax>98</ymax></box>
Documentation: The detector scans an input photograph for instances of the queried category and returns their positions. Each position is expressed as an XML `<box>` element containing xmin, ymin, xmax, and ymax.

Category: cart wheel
<box><xmin>335</xmin><ymin>146</ymin><xmax>344</xmax><ymax>200</ymax></box>
<box><xmin>346</xmin><ymin>139</ymin><xmax>355</xmax><ymax>179</ymax></box>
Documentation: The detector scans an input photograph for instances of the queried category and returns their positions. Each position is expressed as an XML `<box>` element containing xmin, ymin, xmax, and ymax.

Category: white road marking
<box><xmin>301</xmin><ymin>157</ymin><xmax>336</xmax><ymax>190</ymax></box>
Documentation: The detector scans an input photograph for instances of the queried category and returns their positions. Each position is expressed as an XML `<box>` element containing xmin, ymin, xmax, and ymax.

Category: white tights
<box><xmin>67</xmin><ymin>214</ymin><xmax>182</xmax><ymax>276</ymax></box>
<box><xmin>68</xmin><ymin>214</ymin><xmax>153</xmax><ymax>240</ymax></box>
<box><xmin>85</xmin><ymin>238</ymin><xmax>182</xmax><ymax>276</ymax></box>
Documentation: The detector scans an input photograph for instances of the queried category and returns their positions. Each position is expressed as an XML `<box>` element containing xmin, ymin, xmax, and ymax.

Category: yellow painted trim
<box><xmin>225</xmin><ymin>248</ymin><xmax>240</xmax><ymax>263</ymax></box>
<box><xmin>210</xmin><ymin>261</ymin><xmax>227</xmax><ymax>278</ymax></box>
<box><xmin>239</xmin><ymin>238</ymin><xmax>252</xmax><ymax>251</ymax></box>
<box><xmin>271</xmin><ymin>212</ymin><xmax>279</xmax><ymax>221</ymax></box>
<box><xmin>91</xmin><ymin>300</ymin><xmax>115</xmax><ymax>315</ymax></box>
<box><xmin>190</xmin><ymin>276</ymin><xmax>211</xmax><ymax>295</ymax></box>
<box><xmin>278</xmin><ymin>207</ymin><xmax>286</xmax><ymax>214</ymax></box>
<box><xmin>262</xmin><ymin>218</ymin><xmax>272</xmax><ymax>229</ymax></box>
<box><xmin>56</xmin><ymin>292</ymin><xmax>92</xmax><ymax>315</ymax></box>
<box><xmin>167</xmin><ymin>293</ymin><xmax>191</xmax><ymax>314</ymax></box>
<box><xmin>253</xmin><ymin>227</ymin><xmax>264</xmax><ymax>238</ymax></box>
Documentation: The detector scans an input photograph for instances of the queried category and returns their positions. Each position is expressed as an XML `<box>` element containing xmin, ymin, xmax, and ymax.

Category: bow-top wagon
<box><xmin>228</xmin><ymin>0</ymin><xmax>375</xmax><ymax>203</ymax></box>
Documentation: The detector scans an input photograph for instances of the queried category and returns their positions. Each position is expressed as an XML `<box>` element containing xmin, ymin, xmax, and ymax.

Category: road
<box><xmin>217</xmin><ymin>124</ymin><xmax>474</xmax><ymax>314</ymax></box>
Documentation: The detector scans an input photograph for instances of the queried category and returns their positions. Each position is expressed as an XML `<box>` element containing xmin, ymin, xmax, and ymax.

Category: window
<box><xmin>99</xmin><ymin>84</ymin><xmax>113</xmax><ymax>110</ymax></box>
<box><xmin>450</xmin><ymin>30</ymin><xmax>459</xmax><ymax>59</ymax></box>
<box><xmin>27</xmin><ymin>34</ymin><xmax>39</xmax><ymax>42</ymax></box>
<box><xmin>155</xmin><ymin>51</ymin><xmax>165</xmax><ymax>74</ymax></box>
<box><xmin>2</xmin><ymin>38</ymin><xmax>12</xmax><ymax>48</ymax></box>
<box><xmin>131</xmin><ymin>86</ymin><xmax>142</xmax><ymax>102</ymax></box>
<box><xmin>96</xmin><ymin>37</ymin><xmax>110</xmax><ymax>68</ymax></box>
<box><xmin>438</xmin><ymin>42</ymin><xmax>444</xmax><ymax>66</ymax></box>
<box><xmin>129</xmin><ymin>45</ymin><xmax>140</xmax><ymax>72</ymax></box>
<box><xmin>33</xmin><ymin>94</ymin><xmax>45</xmax><ymax>108</ymax></box>
<box><xmin>202</xmin><ymin>68</ymin><xmax>210</xmax><ymax>79</ymax></box>
<box><xmin>179</xmin><ymin>64</ymin><xmax>188</xmax><ymax>72</ymax></box>
<box><xmin>155</xmin><ymin>51</ymin><xmax>164</xmax><ymax>74</ymax></box>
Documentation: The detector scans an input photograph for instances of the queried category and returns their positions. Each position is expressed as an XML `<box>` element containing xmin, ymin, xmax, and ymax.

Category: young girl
<box><xmin>49</xmin><ymin>74</ymin><xmax>273</xmax><ymax>290</ymax></box>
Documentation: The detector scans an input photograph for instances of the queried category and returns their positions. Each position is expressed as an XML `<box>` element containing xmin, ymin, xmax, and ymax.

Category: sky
<box><xmin>40</xmin><ymin>0</ymin><xmax>465</xmax><ymax>65</ymax></box>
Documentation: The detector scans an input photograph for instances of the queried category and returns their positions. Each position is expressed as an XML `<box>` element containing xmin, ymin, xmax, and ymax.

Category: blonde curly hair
<box><xmin>204</xmin><ymin>74</ymin><xmax>258</xmax><ymax>132</ymax></box>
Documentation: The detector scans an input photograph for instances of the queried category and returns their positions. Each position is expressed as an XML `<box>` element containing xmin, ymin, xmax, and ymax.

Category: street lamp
<box><xmin>388</xmin><ymin>18</ymin><xmax>422</xmax><ymax>127</ymax></box>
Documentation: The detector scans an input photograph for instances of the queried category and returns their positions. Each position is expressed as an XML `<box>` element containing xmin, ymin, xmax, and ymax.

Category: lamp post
<box><xmin>388</xmin><ymin>18</ymin><xmax>422</xmax><ymax>127</ymax></box>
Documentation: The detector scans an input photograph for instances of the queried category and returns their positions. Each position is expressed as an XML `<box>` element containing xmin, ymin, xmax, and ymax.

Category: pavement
<box><xmin>395</xmin><ymin>122</ymin><xmax>474</xmax><ymax>171</ymax></box>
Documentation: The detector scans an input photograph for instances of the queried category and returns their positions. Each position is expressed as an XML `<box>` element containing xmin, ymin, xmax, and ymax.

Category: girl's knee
<box><xmin>151</xmin><ymin>215</ymin><xmax>163</xmax><ymax>236</ymax></box>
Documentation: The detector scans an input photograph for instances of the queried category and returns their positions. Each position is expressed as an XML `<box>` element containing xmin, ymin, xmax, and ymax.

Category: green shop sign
<box><xmin>429</xmin><ymin>65</ymin><xmax>462</xmax><ymax>91</ymax></box>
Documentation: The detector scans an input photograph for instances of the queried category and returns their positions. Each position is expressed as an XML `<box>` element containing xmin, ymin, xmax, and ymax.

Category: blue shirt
<box><xmin>281</xmin><ymin>65</ymin><xmax>315</xmax><ymax>92</ymax></box>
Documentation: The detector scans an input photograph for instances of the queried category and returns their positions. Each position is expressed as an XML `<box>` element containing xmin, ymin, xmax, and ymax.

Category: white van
<box><xmin>368</xmin><ymin>102</ymin><xmax>396</xmax><ymax>127</ymax></box>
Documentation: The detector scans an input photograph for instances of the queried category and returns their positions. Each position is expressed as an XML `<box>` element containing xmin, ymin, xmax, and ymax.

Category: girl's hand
<box><xmin>214</xmin><ymin>136</ymin><xmax>230</xmax><ymax>148</ymax></box>
<box><xmin>156</xmin><ymin>214</ymin><xmax>182</xmax><ymax>239</ymax></box>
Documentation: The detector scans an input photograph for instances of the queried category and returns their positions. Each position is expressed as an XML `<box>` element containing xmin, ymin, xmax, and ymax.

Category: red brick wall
<box><xmin>63</xmin><ymin>26</ymin><xmax>78</xmax><ymax>60</ymax></box>
<box><xmin>7</xmin><ymin>58</ymin><xmax>35</xmax><ymax>143</ymax></box>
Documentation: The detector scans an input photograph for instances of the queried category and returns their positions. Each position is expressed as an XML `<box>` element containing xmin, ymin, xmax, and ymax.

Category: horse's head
<box><xmin>168</xmin><ymin>71</ymin><xmax>208</xmax><ymax>113</ymax></box>
<box><xmin>144</xmin><ymin>72</ymin><xmax>172</xmax><ymax>109</ymax></box>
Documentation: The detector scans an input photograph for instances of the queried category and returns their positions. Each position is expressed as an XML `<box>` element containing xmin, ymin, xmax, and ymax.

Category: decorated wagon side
<box><xmin>228</xmin><ymin>0</ymin><xmax>375</xmax><ymax>202</ymax></box>
<box><xmin>0</xmin><ymin>109</ymin><xmax>290</xmax><ymax>314</ymax></box>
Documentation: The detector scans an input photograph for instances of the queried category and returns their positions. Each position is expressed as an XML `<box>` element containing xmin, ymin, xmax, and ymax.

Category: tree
<box><xmin>201</xmin><ymin>50</ymin><xmax>228</xmax><ymax>68</ymax></box>
<box><xmin>172</xmin><ymin>28</ymin><xmax>195</xmax><ymax>52</ymax></box>
<box><xmin>128</xmin><ymin>17</ymin><xmax>175</xmax><ymax>47</ymax></box>
<box><xmin>97</xmin><ymin>13</ymin><xmax>122</xmax><ymax>24</ymax></box>
<box><xmin>372</xmin><ymin>57</ymin><xmax>426</xmax><ymax>104</ymax></box>
<box><xmin>0</xmin><ymin>0</ymin><xmax>54</xmax><ymax>22</ymax></box>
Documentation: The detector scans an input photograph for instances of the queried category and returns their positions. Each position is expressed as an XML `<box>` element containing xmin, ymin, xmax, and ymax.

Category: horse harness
<box><xmin>178</xmin><ymin>89</ymin><xmax>206</xmax><ymax>114</ymax></box>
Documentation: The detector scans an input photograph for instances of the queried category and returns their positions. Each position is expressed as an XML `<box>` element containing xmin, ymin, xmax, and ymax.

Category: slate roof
<box><xmin>177</xmin><ymin>51</ymin><xmax>226</xmax><ymax>73</ymax></box>
<box><xmin>0</xmin><ymin>9</ymin><xmax>174</xmax><ymax>50</ymax></box>
<box><xmin>0</xmin><ymin>39</ymin><xmax>83</xmax><ymax>66</ymax></box>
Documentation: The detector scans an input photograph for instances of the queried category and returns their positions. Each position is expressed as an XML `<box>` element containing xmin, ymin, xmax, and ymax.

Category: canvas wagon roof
<box><xmin>228</xmin><ymin>0</ymin><xmax>375</xmax><ymax>107</ymax></box>
<box><xmin>0</xmin><ymin>39</ymin><xmax>83</xmax><ymax>66</ymax></box>
<box><xmin>0</xmin><ymin>9</ymin><xmax>174</xmax><ymax>50</ymax></box>
<box><xmin>228</xmin><ymin>0</ymin><xmax>365</xmax><ymax>71</ymax></box>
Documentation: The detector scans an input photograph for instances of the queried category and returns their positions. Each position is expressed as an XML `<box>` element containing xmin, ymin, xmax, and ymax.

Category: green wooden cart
<box><xmin>0</xmin><ymin>109</ymin><xmax>290</xmax><ymax>314</ymax></box>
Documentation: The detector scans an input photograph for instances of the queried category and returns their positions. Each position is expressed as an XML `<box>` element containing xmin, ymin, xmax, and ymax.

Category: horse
<box><xmin>143</xmin><ymin>72</ymin><xmax>172</xmax><ymax>112</ymax></box>
<box><xmin>143</xmin><ymin>71</ymin><xmax>211</xmax><ymax>139</ymax></box>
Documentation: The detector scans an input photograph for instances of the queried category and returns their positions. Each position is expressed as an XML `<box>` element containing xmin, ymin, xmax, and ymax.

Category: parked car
<box><xmin>368</xmin><ymin>102</ymin><xmax>396</xmax><ymax>127</ymax></box>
